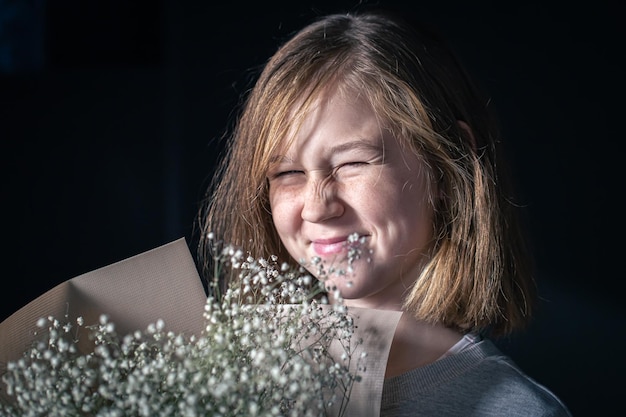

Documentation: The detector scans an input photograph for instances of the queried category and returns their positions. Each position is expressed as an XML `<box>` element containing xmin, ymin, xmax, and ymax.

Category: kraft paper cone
<box><xmin>326</xmin><ymin>306</ymin><xmax>401</xmax><ymax>417</ymax></box>
<box><xmin>0</xmin><ymin>238</ymin><xmax>401</xmax><ymax>417</ymax></box>
<box><xmin>0</xmin><ymin>238</ymin><xmax>207</xmax><ymax>369</ymax></box>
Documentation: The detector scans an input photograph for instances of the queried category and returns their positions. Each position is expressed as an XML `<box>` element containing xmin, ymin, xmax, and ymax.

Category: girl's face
<box><xmin>267</xmin><ymin>93</ymin><xmax>434</xmax><ymax>310</ymax></box>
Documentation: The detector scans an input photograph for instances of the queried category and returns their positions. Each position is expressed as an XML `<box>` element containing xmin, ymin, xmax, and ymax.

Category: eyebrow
<box><xmin>269</xmin><ymin>154</ymin><xmax>294</xmax><ymax>164</ymax></box>
<box><xmin>329</xmin><ymin>139</ymin><xmax>384</xmax><ymax>155</ymax></box>
<box><xmin>269</xmin><ymin>139</ymin><xmax>384</xmax><ymax>163</ymax></box>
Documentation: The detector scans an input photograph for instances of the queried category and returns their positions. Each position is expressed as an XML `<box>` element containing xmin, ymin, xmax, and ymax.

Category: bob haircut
<box><xmin>198</xmin><ymin>9</ymin><xmax>536</xmax><ymax>337</ymax></box>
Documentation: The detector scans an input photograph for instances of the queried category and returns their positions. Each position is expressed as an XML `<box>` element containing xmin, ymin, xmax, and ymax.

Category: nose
<box><xmin>301</xmin><ymin>176</ymin><xmax>344</xmax><ymax>223</ymax></box>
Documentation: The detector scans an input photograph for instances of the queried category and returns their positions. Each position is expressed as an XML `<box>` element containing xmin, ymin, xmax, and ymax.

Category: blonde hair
<box><xmin>198</xmin><ymin>10</ymin><xmax>535</xmax><ymax>337</ymax></box>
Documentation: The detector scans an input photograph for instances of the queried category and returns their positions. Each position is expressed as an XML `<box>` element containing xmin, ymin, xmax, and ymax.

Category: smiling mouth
<box><xmin>312</xmin><ymin>240</ymin><xmax>346</xmax><ymax>256</ymax></box>
<box><xmin>311</xmin><ymin>234</ymin><xmax>368</xmax><ymax>256</ymax></box>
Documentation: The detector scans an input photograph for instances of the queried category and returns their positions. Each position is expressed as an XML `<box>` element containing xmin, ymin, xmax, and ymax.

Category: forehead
<box><xmin>274</xmin><ymin>89</ymin><xmax>384</xmax><ymax>154</ymax></box>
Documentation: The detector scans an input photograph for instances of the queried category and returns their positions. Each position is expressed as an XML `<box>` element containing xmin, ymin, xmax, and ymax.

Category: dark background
<box><xmin>1</xmin><ymin>0</ymin><xmax>624</xmax><ymax>415</ymax></box>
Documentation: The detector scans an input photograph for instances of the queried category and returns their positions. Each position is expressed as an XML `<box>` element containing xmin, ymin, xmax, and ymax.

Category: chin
<box><xmin>324</xmin><ymin>280</ymin><xmax>364</xmax><ymax>300</ymax></box>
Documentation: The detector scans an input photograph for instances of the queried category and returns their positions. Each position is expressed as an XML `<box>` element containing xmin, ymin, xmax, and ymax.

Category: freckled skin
<box><xmin>268</xmin><ymin>94</ymin><xmax>434</xmax><ymax>310</ymax></box>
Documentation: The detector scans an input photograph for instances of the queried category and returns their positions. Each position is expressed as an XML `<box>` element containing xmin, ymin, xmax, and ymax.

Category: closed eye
<box><xmin>273</xmin><ymin>170</ymin><xmax>304</xmax><ymax>178</ymax></box>
<box><xmin>336</xmin><ymin>161</ymin><xmax>368</xmax><ymax>171</ymax></box>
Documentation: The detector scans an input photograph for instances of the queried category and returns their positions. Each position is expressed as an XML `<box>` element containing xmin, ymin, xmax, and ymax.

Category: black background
<box><xmin>1</xmin><ymin>0</ymin><xmax>624</xmax><ymax>415</ymax></box>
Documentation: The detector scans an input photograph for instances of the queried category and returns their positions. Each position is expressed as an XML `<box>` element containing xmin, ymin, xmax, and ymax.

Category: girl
<box><xmin>198</xmin><ymin>9</ymin><xmax>571</xmax><ymax>416</ymax></box>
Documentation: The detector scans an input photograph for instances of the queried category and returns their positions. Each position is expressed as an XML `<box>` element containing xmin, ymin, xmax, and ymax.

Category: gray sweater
<box><xmin>381</xmin><ymin>339</ymin><xmax>571</xmax><ymax>416</ymax></box>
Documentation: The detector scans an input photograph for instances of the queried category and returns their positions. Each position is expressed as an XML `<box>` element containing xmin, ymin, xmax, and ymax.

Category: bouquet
<box><xmin>0</xmin><ymin>235</ymin><xmax>370</xmax><ymax>417</ymax></box>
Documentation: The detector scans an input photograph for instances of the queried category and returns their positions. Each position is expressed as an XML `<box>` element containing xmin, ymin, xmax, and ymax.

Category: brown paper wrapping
<box><xmin>0</xmin><ymin>238</ymin><xmax>400</xmax><ymax>417</ymax></box>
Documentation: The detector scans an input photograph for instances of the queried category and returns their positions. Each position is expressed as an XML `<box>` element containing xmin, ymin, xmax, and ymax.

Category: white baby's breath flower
<box><xmin>0</xmin><ymin>234</ymin><xmax>367</xmax><ymax>417</ymax></box>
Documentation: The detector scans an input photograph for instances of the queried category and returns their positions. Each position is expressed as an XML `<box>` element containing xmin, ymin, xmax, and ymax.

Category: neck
<box><xmin>384</xmin><ymin>312</ymin><xmax>463</xmax><ymax>378</ymax></box>
<box><xmin>341</xmin><ymin>293</ymin><xmax>405</xmax><ymax>311</ymax></box>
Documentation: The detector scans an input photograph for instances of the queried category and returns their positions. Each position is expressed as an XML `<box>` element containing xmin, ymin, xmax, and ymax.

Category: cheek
<box><xmin>353</xmin><ymin>173</ymin><xmax>420</xmax><ymax>209</ymax></box>
<box><xmin>363</xmin><ymin>173</ymin><xmax>432</xmax><ymax>231</ymax></box>
<box><xmin>269</xmin><ymin>190</ymin><xmax>300</xmax><ymax>235</ymax></box>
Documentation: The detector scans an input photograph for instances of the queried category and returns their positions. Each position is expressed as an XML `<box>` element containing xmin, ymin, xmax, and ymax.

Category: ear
<box><xmin>457</xmin><ymin>120</ymin><xmax>477</xmax><ymax>152</ymax></box>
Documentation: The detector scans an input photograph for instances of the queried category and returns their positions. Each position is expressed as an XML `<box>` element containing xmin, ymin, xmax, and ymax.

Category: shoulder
<box><xmin>441</xmin><ymin>339</ymin><xmax>573</xmax><ymax>416</ymax></box>
<box><xmin>468</xmin><ymin>341</ymin><xmax>571</xmax><ymax>416</ymax></box>
<box><xmin>382</xmin><ymin>339</ymin><xmax>572</xmax><ymax>417</ymax></box>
